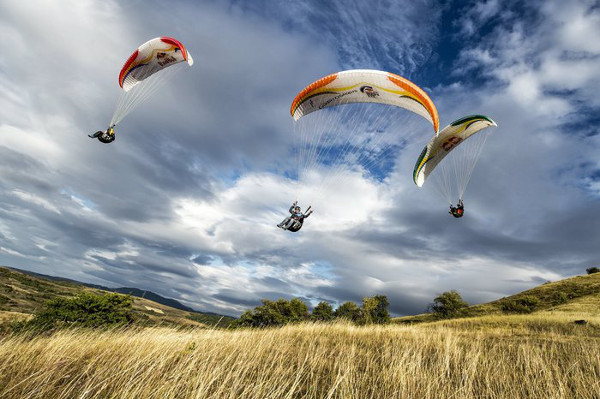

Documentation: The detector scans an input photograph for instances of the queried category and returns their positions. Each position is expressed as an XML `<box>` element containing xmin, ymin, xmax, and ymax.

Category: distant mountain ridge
<box><xmin>111</xmin><ymin>287</ymin><xmax>196</xmax><ymax>313</ymax></box>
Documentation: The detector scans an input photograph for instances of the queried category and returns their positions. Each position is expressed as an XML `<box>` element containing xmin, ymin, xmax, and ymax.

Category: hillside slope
<box><xmin>0</xmin><ymin>266</ymin><xmax>234</xmax><ymax>327</ymax></box>
<box><xmin>9</xmin><ymin>267</ymin><xmax>205</xmax><ymax>313</ymax></box>
<box><xmin>395</xmin><ymin>272</ymin><xmax>600</xmax><ymax>323</ymax></box>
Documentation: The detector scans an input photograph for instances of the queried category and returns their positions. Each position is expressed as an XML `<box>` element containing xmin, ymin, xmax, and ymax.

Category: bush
<box><xmin>25</xmin><ymin>292</ymin><xmax>133</xmax><ymax>331</ymax></box>
<box><xmin>501</xmin><ymin>295</ymin><xmax>539</xmax><ymax>314</ymax></box>
<box><xmin>429</xmin><ymin>291</ymin><xmax>468</xmax><ymax>319</ymax></box>
<box><xmin>586</xmin><ymin>267</ymin><xmax>600</xmax><ymax>275</ymax></box>
<box><xmin>551</xmin><ymin>291</ymin><xmax>569</xmax><ymax>306</ymax></box>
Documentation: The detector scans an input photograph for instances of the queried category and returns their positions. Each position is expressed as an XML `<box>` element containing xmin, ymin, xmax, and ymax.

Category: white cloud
<box><xmin>11</xmin><ymin>189</ymin><xmax>61</xmax><ymax>214</ymax></box>
<box><xmin>456</xmin><ymin>0</ymin><xmax>600</xmax><ymax>115</ymax></box>
<box><xmin>456</xmin><ymin>0</ymin><xmax>501</xmax><ymax>36</ymax></box>
<box><xmin>0</xmin><ymin>246</ymin><xmax>27</xmax><ymax>258</ymax></box>
<box><xmin>0</xmin><ymin>0</ymin><xmax>598</xmax><ymax>317</ymax></box>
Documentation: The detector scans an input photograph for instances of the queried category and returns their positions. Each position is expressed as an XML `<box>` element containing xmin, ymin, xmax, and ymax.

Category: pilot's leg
<box><xmin>278</xmin><ymin>217</ymin><xmax>291</xmax><ymax>229</ymax></box>
<box><xmin>283</xmin><ymin>218</ymin><xmax>296</xmax><ymax>229</ymax></box>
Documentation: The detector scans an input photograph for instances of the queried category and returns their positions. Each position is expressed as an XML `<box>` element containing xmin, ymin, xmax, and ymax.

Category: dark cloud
<box><xmin>0</xmin><ymin>0</ymin><xmax>599</xmax><ymax>318</ymax></box>
<box><xmin>213</xmin><ymin>293</ymin><xmax>262</xmax><ymax>308</ymax></box>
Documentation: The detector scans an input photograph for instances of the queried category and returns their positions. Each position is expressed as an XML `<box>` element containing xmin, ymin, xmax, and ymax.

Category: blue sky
<box><xmin>0</xmin><ymin>0</ymin><xmax>599</xmax><ymax>316</ymax></box>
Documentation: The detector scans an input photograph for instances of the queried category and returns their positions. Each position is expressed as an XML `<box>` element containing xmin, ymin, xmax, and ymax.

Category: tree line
<box><xmin>234</xmin><ymin>295</ymin><xmax>390</xmax><ymax>327</ymax></box>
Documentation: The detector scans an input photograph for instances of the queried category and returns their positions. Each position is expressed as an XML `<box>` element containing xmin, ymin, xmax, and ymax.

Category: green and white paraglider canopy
<box><xmin>413</xmin><ymin>115</ymin><xmax>497</xmax><ymax>203</ymax></box>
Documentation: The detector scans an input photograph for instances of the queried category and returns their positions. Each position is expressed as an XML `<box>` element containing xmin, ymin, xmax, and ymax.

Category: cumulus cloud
<box><xmin>0</xmin><ymin>0</ymin><xmax>598</xmax><ymax>317</ymax></box>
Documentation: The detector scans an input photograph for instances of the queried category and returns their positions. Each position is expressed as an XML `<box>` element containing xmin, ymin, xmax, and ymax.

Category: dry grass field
<box><xmin>1</xmin><ymin>313</ymin><xmax>599</xmax><ymax>398</ymax></box>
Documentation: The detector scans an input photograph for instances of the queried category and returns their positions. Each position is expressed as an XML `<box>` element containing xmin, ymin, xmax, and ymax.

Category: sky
<box><xmin>1</xmin><ymin>0</ymin><xmax>599</xmax><ymax>317</ymax></box>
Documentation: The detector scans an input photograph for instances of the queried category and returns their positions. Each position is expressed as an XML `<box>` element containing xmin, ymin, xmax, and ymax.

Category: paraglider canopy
<box><xmin>109</xmin><ymin>36</ymin><xmax>194</xmax><ymax>128</ymax></box>
<box><xmin>291</xmin><ymin>69</ymin><xmax>439</xmax><ymax>133</ymax></box>
<box><xmin>118</xmin><ymin>37</ymin><xmax>193</xmax><ymax>91</ymax></box>
<box><xmin>413</xmin><ymin>115</ymin><xmax>497</xmax><ymax>187</ymax></box>
<box><xmin>289</xmin><ymin>69</ymin><xmax>440</xmax><ymax>206</ymax></box>
<box><xmin>413</xmin><ymin>115</ymin><xmax>497</xmax><ymax>205</ymax></box>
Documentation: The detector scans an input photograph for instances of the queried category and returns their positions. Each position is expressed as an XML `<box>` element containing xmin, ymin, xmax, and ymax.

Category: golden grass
<box><xmin>0</xmin><ymin>311</ymin><xmax>33</xmax><ymax>324</ymax></box>
<box><xmin>1</xmin><ymin>313</ymin><xmax>599</xmax><ymax>398</ymax></box>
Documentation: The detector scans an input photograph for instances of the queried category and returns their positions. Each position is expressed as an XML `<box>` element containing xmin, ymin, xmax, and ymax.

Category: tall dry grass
<box><xmin>0</xmin><ymin>314</ymin><xmax>599</xmax><ymax>398</ymax></box>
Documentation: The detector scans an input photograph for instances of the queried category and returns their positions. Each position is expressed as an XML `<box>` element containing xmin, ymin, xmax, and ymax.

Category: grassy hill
<box><xmin>395</xmin><ymin>272</ymin><xmax>600</xmax><ymax>324</ymax></box>
<box><xmin>5</xmin><ymin>267</ymin><xmax>210</xmax><ymax>314</ymax></box>
<box><xmin>0</xmin><ymin>266</ymin><xmax>235</xmax><ymax>328</ymax></box>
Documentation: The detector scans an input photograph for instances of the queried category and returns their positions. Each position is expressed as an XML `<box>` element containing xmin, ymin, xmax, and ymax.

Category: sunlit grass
<box><xmin>1</xmin><ymin>313</ymin><xmax>599</xmax><ymax>398</ymax></box>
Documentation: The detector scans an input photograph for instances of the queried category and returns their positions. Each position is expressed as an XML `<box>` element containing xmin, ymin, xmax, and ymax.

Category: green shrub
<box><xmin>501</xmin><ymin>295</ymin><xmax>540</xmax><ymax>314</ymax></box>
<box><xmin>586</xmin><ymin>267</ymin><xmax>600</xmax><ymax>275</ymax></box>
<box><xmin>551</xmin><ymin>291</ymin><xmax>569</xmax><ymax>305</ymax></box>
<box><xmin>26</xmin><ymin>292</ymin><xmax>133</xmax><ymax>331</ymax></box>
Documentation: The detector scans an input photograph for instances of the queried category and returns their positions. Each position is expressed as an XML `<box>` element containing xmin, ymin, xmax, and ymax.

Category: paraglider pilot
<box><xmin>449</xmin><ymin>199</ymin><xmax>464</xmax><ymax>218</ymax></box>
<box><xmin>278</xmin><ymin>201</ymin><xmax>313</xmax><ymax>231</ymax></box>
<box><xmin>89</xmin><ymin>126</ymin><xmax>115</xmax><ymax>144</ymax></box>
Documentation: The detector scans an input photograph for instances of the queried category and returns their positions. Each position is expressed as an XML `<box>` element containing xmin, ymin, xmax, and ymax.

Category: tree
<box><xmin>334</xmin><ymin>301</ymin><xmax>361</xmax><ymax>322</ymax></box>
<box><xmin>586</xmin><ymin>267</ymin><xmax>600</xmax><ymax>275</ymax></box>
<box><xmin>312</xmin><ymin>301</ymin><xmax>334</xmax><ymax>322</ymax></box>
<box><xmin>428</xmin><ymin>290</ymin><xmax>468</xmax><ymax>319</ymax></box>
<box><xmin>236</xmin><ymin>302</ymin><xmax>286</xmax><ymax>327</ymax></box>
<box><xmin>361</xmin><ymin>295</ymin><xmax>390</xmax><ymax>324</ymax></box>
<box><xmin>235</xmin><ymin>298</ymin><xmax>309</xmax><ymax>327</ymax></box>
<box><xmin>288</xmin><ymin>298</ymin><xmax>310</xmax><ymax>322</ymax></box>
